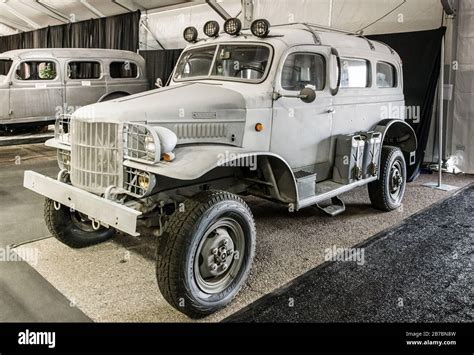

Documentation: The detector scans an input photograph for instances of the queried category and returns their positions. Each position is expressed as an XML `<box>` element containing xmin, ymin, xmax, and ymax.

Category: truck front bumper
<box><xmin>24</xmin><ymin>170</ymin><xmax>142</xmax><ymax>236</ymax></box>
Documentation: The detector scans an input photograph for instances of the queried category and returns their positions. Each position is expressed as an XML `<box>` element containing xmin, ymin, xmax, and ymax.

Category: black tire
<box><xmin>44</xmin><ymin>198</ymin><xmax>115</xmax><ymax>248</ymax></box>
<box><xmin>156</xmin><ymin>190</ymin><xmax>256</xmax><ymax>319</ymax></box>
<box><xmin>368</xmin><ymin>146</ymin><xmax>407</xmax><ymax>211</ymax></box>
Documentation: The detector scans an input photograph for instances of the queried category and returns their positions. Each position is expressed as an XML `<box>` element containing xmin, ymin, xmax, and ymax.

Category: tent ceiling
<box><xmin>0</xmin><ymin>0</ymin><xmax>202</xmax><ymax>36</ymax></box>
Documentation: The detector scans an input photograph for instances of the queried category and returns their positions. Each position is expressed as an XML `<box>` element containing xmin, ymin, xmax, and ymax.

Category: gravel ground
<box><xmin>15</xmin><ymin>173</ymin><xmax>474</xmax><ymax>322</ymax></box>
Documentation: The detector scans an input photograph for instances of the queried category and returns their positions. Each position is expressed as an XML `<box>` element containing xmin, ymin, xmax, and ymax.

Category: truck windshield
<box><xmin>174</xmin><ymin>44</ymin><xmax>271</xmax><ymax>82</ymax></box>
<box><xmin>0</xmin><ymin>59</ymin><xmax>13</xmax><ymax>79</ymax></box>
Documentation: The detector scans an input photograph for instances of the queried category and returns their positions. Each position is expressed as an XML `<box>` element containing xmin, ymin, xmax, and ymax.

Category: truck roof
<box><xmin>0</xmin><ymin>48</ymin><xmax>144</xmax><ymax>63</ymax></box>
<box><xmin>186</xmin><ymin>24</ymin><xmax>400</xmax><ymax>61</ymax></box>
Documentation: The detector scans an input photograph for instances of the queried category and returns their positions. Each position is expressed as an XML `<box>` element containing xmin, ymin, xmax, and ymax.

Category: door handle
<box><xmin>327</xmin><ymin>108</ymin><xmax>336</xmax><ymax>114</ymax></box>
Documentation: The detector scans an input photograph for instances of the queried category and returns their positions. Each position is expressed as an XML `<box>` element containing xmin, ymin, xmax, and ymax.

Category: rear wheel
<box><xmin>368</xmin><ymin>146</ymin><xmax>407</xmax><ymax>211</ymax></box>
<box><xmin>156</xmin><ymin>190</ymin><xmax>256</xmax><ymax>318</ymax></box>
<box><xmin>44</xmin><ymin>198</ymin><xmax>115</xmax><ymax>248</ymax></box>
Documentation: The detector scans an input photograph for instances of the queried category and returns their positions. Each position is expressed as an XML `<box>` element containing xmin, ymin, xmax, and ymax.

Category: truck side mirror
<box><xmin>272</xmin><ymin>88</ymin><xmax>316</xmax><ymax>103</ymax></box>
<box><xmin>299</xmin><ymin>88</ymin><xmax>316</xmax><ymax>103</ymax></box>
<box><xmin>155</xmin><ymin>78</ymin><xmax>163</xmax><ymax>88</ymax></box>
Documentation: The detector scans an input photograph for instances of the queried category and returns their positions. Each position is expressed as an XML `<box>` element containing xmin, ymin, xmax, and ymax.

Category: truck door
<box><xmin>10</xmin><ymin>59</ymin><xmax>62</xmax><ymax>123</ymax></box>
<box><xmin>271</xmin><ymin>46</ymin><xmax>334</xmax><ymax>180</ymax></box>
<box><xmin>65</xmin><ymin>60</ymin><xmax>106</xmax><ymax>109</ymax></box>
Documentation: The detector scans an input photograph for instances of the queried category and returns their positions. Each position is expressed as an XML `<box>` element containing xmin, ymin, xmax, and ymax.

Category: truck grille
<box><xmin>70</xmin><ymin>120</ymin><xmax>122</xmax><ymax>194</ymax></box>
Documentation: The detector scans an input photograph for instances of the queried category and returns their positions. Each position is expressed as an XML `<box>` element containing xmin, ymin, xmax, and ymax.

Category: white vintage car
<box><xmin>0</xmin><ymin>48</ymin><xmax>148</xmax><ymax>129</ymax></box>
<box><xmin>24</xmin><ymin>19</ymin><xmax>417</xmax><ymax>318</ymax></box>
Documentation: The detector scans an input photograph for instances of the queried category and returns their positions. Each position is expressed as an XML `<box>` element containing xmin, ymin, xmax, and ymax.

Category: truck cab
<box><xmin>24</xmin><ymin>19</ymin><xmax>417</xmax><ymax>318</ymax></box>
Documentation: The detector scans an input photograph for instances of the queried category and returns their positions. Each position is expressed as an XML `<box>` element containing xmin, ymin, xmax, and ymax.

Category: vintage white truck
<box><xmin>24</xmin><ymin>18</ymin><xmax>417</xmax><ymax>318</ymax></box>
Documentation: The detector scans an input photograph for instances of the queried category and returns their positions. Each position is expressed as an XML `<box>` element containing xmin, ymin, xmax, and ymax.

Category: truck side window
<box><xmin>340</xmin><ymin>58</ymin><xmax>370</xmax><ymax>88</ymax></box>
<box><xmin>68</xmin><ymin>61</ymin><xmax>101</xmax><ymax>80</ymax></box>
<box><xmin>110</xmin><ymin>61</ymin><xmax>138</xmax><ymax>79</ymax></box>
<box><xmin>282</xmin><ymin>53</ymin><xmax>325</xmax><ymax>91</ymax></box>
<box><xmin>15</xmin><ymin>61</ymin><xmax>57</xmax><ymax>81</ymax></box>
<box><xmin>376</xmin><ymin>62</ymin><xmax>397</xmax><ymax>88</ymax></box>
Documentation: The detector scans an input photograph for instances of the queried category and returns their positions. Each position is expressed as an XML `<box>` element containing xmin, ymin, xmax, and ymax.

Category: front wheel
<box><xmin>44</xmin><ymin>198</ymin><xmax>115</xmax><ymax>248</ymax></box>
<box><xmin>156</xmin><ymin>190</ymin><xmax>256</xmax><ymax>319</ymax></box>
<box><xmin>368</xmin><ymin>146</ymin><xmax>407</xmax><ymax>211</ymax></box>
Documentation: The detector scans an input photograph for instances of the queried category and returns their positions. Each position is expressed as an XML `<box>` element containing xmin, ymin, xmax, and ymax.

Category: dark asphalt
<box><xmin>225</xmin><ymin>184</ymin><xmax>474</xmax><ymax>323</ymax></box>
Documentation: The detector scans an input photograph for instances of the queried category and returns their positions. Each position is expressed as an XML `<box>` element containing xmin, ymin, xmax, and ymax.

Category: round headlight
<box><xmin>251</xmin><ymin>19</ymin><xmax>270</xmax><ymax>38</ymax></box>
<box><xmin>144</xmin><ymin>134</ymin><xmax>156</xmax><ymax>154</ymax></box>
<box><xmin>138</xmin><ymin>173</ymin><xmax>150</xmax><ymax>190</ymax></box>
<box><xmin>224</xmin><ymin>18</ymin><xmax>242</xmax><ymax>36</ymax></box>
<box><xmin>183</xmin><ymin>26</ymin><xmax>198</xmax><ymax>43</ymax></box>
<box><xmin>203</xmin><ymin>20</ymin><xmax>220</xmax><ymax>37</ymax></box>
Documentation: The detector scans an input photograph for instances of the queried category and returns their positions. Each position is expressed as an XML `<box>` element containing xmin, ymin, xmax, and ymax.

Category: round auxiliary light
<box><xmin>183</xmin><ymin>26</ymin><xmax>198</xmax><ymax>43</ymax></box>
<box><xmin>203</xmin><ymin>20</ymin><xmax>220</xmax><ymax>37</ymax></box>
<box><xmin>251</xmin><ymin>19</ymin><xmax>270</xmax><ymax>38</ymax></box>
<box><xmin>138</xmin><ymin>173</ymin><xmax>150</xmax><ymax>190</ymax></box>
<box><xmin>224</xmin><ymin>18</ymin><xmax>242</xmax><ymax>36</ymax></box>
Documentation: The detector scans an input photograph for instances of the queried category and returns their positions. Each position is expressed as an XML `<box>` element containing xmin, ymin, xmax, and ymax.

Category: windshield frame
<box><xmin>173</xmin><ymin>42</ymin><xmax>274</xmax><ymax>85</ymax></box>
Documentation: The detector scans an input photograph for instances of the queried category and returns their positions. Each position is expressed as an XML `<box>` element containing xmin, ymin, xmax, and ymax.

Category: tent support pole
<box><xmin>423</xmin><ymin>34</ymin><xmax>457</xmax><ymax>192</ymax></box>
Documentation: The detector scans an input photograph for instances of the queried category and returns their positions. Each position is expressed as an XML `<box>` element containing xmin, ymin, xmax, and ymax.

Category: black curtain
<box><xmin>139</xmin><ymin>49</ymin><xmax>183</xmax><ymax>88</ymax></box>
<box><xmin>0</xmin><ymin>11</ymin><xmax>141</xmax><ymax>53</ymax></box>
<box><xmin>368</xmin><ymin>27</ymin><xmax>446</xmax><ymax>181</ymax></box>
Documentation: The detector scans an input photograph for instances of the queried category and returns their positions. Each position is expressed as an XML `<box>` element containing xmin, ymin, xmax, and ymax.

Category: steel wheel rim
<box><xmin>71</xmin><ymin>211</ymin><xmax>95</xmax><ymax>232</ymax></box>
<box><xmin>389</xmin><ymin>160</ymin><xmax>404</xmax><ymax>202</ymax></box>
<box><xmin>194</xmin><ymin>217</ymin><xmax>245</xmax><ymax>294</ymax></box>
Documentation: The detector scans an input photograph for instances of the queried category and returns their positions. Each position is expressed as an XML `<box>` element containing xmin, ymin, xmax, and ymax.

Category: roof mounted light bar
<box><xmin>183</xmin><ymin>26</ymin><xmax>199</xmax><ymax>43</ymax></box>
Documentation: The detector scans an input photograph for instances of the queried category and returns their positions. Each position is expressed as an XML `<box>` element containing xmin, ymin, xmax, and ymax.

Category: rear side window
<box><xmin>281</xmin><ymin>53</ymin><xmax>326</xmax><ymax>91</ymax></box>
<box><xmin>110</xmin><ymin>61</ymin><xmax>138</xmax><ymax>79</ymax></box>
<box><xmin>68</xmin><ymin>61</ymin><xmax>101</xmax><ymax>80</ymax></box>
<box><xmin>16</xmin><ymin>61</ymin><xmax>57</xmax><ymax>81</ymax></box>
<box><xmin>340</xmin><ymin>58</ymin><xmax>370</xmax><ymax>88</ymax></box>
<box><xmin>0</xmin><ymin>59</ymin><xmax>13</xmax><ymax>76</ymax></box>
<box><xmin>376</xmin><ymin>62</ymin><xmax>397</xmax><ymax>88</ymax></box>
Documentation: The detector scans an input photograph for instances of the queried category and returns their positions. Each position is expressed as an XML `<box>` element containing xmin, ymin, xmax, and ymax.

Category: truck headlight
<box><xmin>144</xmin><ymin>134</ymin><xmax>156</xmax><ymax>155</ymax></box>
<box><xmin>124</xmin><ymin>123</ymin><xmax>161</xmax><ymax>164</ymax></box>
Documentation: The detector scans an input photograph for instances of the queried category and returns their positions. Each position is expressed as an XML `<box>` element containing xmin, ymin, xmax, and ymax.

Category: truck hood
<box><xmin>72</xmin><ymin>82</ymin><xmax>251</xmax><ymax>123</ymax></box>
<box><xmin>71</xmin><ymin>82</ymin><xmax>267</xmax><ymax>146</ymax></box>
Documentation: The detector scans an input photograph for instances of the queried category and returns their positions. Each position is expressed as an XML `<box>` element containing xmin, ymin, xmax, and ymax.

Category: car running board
<box><xmin>315</xmin><ymin>196</ymin><xmax>346</xmax><ymax>217</ymax></box>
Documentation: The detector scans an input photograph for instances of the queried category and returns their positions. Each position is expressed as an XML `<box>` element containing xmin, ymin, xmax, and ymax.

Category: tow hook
<box><xmin>91</xmin><ymin>219</ymin><xmax>101</xmax><ymax>231</ymax></box>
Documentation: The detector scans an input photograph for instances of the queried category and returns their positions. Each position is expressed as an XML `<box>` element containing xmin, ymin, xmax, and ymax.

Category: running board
<box><xmin>316</xmin><ymin>196</ymin><xmax>346</xmax><ymax>216</ymax></box>
<box><xmin>297</xmin><ymin>176</ymin><xmax>378</xmax><ymax>210</ymax></box>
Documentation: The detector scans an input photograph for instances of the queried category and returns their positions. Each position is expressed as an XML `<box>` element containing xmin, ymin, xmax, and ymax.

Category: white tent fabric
<box><xmin>452</xmin><ymin>0</ymin><xmax>474</xmax><ymax>173</ymax></box>
<box><xmin>143</xmin><ymin>0</ymin><xmax>444</xmax><ymax>49</ymax></box>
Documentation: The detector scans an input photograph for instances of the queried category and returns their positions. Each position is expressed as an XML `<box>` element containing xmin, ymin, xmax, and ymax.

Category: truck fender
<box><xmin>123</xmin><ymin>146</ymin><xmax>298</xmax><ymax>204</ymax></box>
<box><xmin>373</xmin><ymin>119</ymin><xmax>418</xmax><ymax>181</ymax></box>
